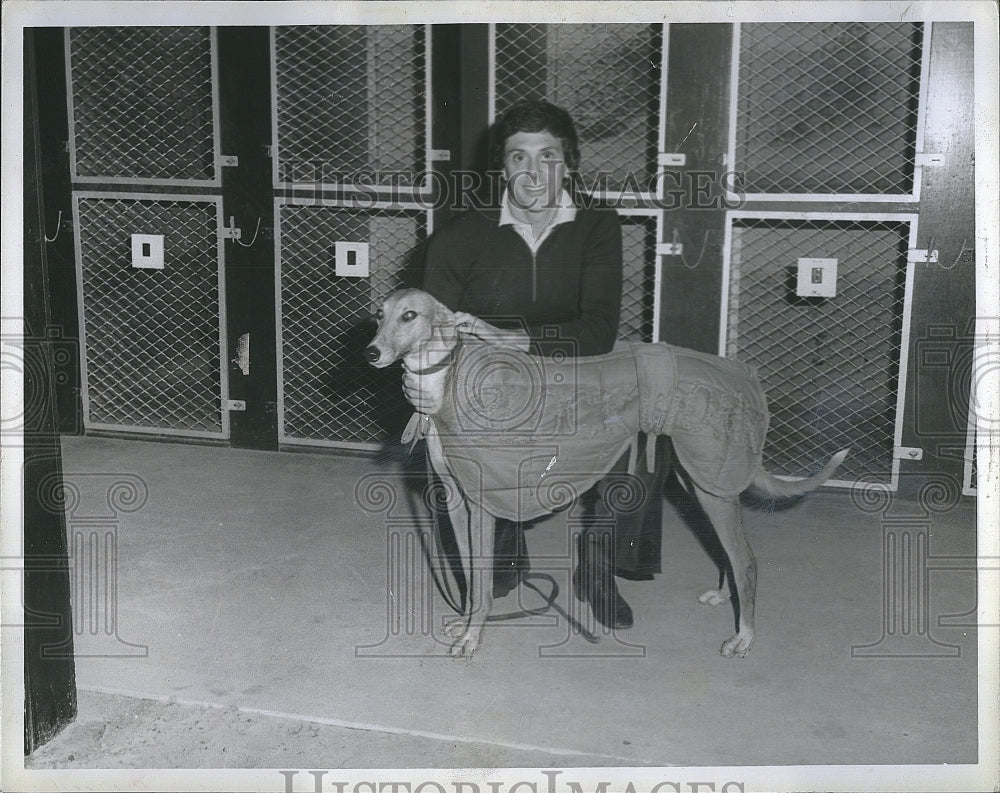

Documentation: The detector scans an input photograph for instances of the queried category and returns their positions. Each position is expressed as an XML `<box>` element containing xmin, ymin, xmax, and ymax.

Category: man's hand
<box><xmin>401</xmin><ymin>368</ymin><xmax>443</xmax><ymax>414</ymax></box>
<box><xmin>454</xmin><ymin>312</ymin><xmax>530</xmax><ymax>352</ymax></box>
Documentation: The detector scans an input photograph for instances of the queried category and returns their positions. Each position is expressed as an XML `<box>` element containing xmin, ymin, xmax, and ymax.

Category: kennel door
<box><xmin>721</xmin><ymin>213</ymin><xmax>919</xmax><ymax>489</ymax></box>
<box><xmin>271</xmin><ymin>25</ymin><xmax>430</xmax><ymax>193</ymax></box>
<box><xmin>730</xmin><ymin>21</ymin><xmax>927</xmax><ymax>202</ymax></box>
<box><xmin>73</xmin><ymin>194</ymin><xmax>229</xmax><ymax>439</ymax></box>
<box><xmin>275</xmin><ymin>204</ymin><xmax>424</xmax><ymax>450</ymax></box>
<box><xmin>66</xmin><ymin>26</ymin><xmax>220</xmax><ymax>187</ymax></box>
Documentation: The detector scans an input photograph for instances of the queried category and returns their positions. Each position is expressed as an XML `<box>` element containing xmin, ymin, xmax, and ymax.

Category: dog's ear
<box><xmin>432</xmin><ymin>302</ymin><xmax>458</xmax><ymax>344</ymax></box>
<box><xmin>433</xmin><ymin>301</ymin><xmax>455</xmax><ymax>326</ymax></box>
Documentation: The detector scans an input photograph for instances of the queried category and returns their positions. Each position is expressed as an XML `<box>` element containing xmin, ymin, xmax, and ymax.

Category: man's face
<box><xmin>503</xmin><ymin>130</ymin><xmax>567</xmax><ymax>215</ymax></box>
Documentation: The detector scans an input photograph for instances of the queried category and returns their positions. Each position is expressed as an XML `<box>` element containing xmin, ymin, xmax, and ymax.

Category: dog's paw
<box><xmin>698</xmin><ymin>588</ymin><xmax>730</xmax><ymax>606</ymax></box>
<box><xmin>448</xmin><ymin>628</ymin><xmax>480</xmax><ymax>658</ymax></box>
<box><xmin>720</xmin><ymin>631</ymin><xmax>753</xmax><ymax>658</ymax></box>
<box><xmin>443</xmin><ymin>618</ymin><xmax>482</xmax><ymax>657</ymax></box>
<box><xmin>448</xmin><ymin>632</ymin><xmax>481</xmax><ymax>658</ymax></box>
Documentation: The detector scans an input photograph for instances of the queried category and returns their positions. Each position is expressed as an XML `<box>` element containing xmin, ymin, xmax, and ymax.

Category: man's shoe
<box><xmin>572</xmin><ymin>565</ymin><xmax>634</xmax><ymax>629</ymax></box>
<box><xmin>493</xmin><ymin>519</ymin><xmax>529</xmax><ymax>598</ymax></box>
<box><xmin>492</xmin><ymin>565</ymin><xmax>520</xmax><ymax>599</ymax></box>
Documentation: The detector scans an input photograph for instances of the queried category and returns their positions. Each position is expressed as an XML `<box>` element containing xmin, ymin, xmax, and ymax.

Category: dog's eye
<box><xmin>375</xmin><ymin>309</ymin><xmax>383</xmax><ymax>321</ymax></box>
<box><xmin>401</xmin><ymin>310</ymin><xmax>418</xmax><ymax>322</ymax></box>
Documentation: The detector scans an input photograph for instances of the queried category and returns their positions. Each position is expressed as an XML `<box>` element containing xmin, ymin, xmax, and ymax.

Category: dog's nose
<box><xmin>364</xmin><ymin>345</ymin><xmax>381</xmax><ymax>363</ymax></box>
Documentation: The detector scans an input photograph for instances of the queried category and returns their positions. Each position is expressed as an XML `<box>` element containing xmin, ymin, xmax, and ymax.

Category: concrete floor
<box><xmin>28</xmin><ymin>436</ymin><xmax>981</xmax><ymax>770</ymax></box>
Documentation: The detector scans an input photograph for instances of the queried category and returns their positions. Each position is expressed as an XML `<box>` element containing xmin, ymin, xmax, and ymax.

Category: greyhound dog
<box><xmin>365</xmin><ymin>288</ymin><xmax>848</xmax><ymax>658</ymax></box>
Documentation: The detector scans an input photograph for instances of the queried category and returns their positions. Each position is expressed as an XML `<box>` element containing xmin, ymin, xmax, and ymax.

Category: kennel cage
<box><xmin>271</xmin><ymin>25</ymin><xmax>432</xmax><ymax>449</ymax></box>
<box><xmin>67</xmin><ymin>28</ymin><xmax>228</xmax><ymax>438</ymax></box>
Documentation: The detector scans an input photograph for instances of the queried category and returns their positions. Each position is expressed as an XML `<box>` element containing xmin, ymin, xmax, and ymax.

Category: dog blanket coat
<box><xmin>418</xmin><ymin>339</ymin><xmax>770</xmax><ymax>522</ymax></box>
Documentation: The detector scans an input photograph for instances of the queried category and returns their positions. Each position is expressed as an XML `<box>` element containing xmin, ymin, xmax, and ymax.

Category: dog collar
<box><xmin>406</xmin><ymin>338</ymin><xmax>461</xmax><ymax>376</ymax></box>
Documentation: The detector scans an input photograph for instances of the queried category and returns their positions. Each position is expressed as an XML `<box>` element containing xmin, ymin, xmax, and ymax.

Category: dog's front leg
<box><xmin>445</xmin><ymin>500</ymin><xmax>493</xmax><ymax>657</ymax></box>
<box><xmin>427</xmin><ymin>431</ymin><xmax>493</xmax><ymax>657</ymax></box>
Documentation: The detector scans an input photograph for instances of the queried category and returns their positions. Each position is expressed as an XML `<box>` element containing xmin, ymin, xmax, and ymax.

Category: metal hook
<box><xmin>233</xmin><ymin>217</ymin><xmax>262</xmax><ymax>248</ymax></box>
<box><xmin>941</xmin><ymin>238</ymin><xmax>970</xmax><ymax>271</ymax></box>
<box><xmin>679</xmin><ymin>229</ymin><xmax>712</xmax><ymax>270</ymax></box>
<box><xmin>44</xmin><ymin>210</ymin><xmax>63</xmax><ymax>243</ymax></box>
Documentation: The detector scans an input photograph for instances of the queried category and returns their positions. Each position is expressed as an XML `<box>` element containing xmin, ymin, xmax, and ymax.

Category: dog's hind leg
<box><xmin>697</xmin><ymin>575</ymin><xmax>730</xmax><ymax>607</ymax></box>
<box><xmin>693</xmin><ymin>488</ymin><xmax>757</xmax><ymax>658</ymax></box>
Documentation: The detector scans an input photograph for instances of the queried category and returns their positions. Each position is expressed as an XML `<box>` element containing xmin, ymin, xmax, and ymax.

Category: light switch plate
<box><xmin>335</xmin><ymin>242</ymin><xmax>370</xmax><ymax>278</ymax></box>
<box><xmin>796</xmin><ymin>257</ymin><xmax>837</xmax><ymax>298</ymax></box>
<box><xmin>131</xmin><ymin>234</ymin><xmax>165</xmax><ymax>270</ymax></box>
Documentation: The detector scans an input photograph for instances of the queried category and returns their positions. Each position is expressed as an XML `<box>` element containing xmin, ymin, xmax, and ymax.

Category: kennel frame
<box><xmin>616</xmin><ymin>207</ymin><xmax>666</xmax><ymax>345</ymax></box>
<box><xmin>273</xmin><ymin>196</ymin><xmax>433</xmax><ymax>452</ymax></box>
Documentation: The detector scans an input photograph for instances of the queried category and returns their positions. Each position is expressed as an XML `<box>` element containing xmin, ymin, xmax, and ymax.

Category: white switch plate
<box><xmin>335</xmin><ymin>242</ymin><xmax>370</xmax><ymax>278</ymax></box>
<box><xmin>131</xmin><ymin>234</ymin><xmax>165</xmax><ymax>270</ymax></box>
<box><xmin>796</xmin><ymin>257</ymin><xmax>837</xmax><ymax>298</ymax></box>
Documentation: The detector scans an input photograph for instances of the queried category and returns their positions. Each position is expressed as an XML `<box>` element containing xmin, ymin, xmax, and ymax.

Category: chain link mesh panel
<box><xmin>76</xmin><ymin>196</ymin><xmax>224</xmax><ymax>435</ymax></box>
<box><xmin>278</xmin><ymin>204</ymin><xmax>424</xmax><ymax>447</ymax></box>
<box><xmin>735</xmin><ymin>22</ymin><xmax>923</xmax><ymax>196</ymax></box>
<box><xmin>494</xmin><ymin>24</ymin><xmax>662</xmax><ymax>194</ymax></box>
<box><xmin>619</xmin><ymin>215</ymin><xmax>658</xmax><ymax>342</ymax></box>
<box><xmin>273</xmin><ymin>26</ymin><xmax>427</xmax><ymax>186</ymax></box>
<box><xmin>725</xmin><ymin>217</ymin><xmax>912</xmax><ymax>484</ymax></box>
<box><xmin>68</xmin><ymin>28</ymin><xmax>216</xmax><ymax>183</ymax></box>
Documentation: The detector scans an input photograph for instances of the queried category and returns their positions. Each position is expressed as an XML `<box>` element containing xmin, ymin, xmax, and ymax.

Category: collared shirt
<box><xmin>498</xmin><ymin>188</ymin><xmax>577</xmax><ymax>254</ymax></box>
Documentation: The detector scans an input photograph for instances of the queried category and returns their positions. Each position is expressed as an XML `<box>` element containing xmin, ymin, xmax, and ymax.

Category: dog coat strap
<box><xmin>401</xmin><ymin>412</ymin><xmax>430</xmax><ymax>452</ymax></box>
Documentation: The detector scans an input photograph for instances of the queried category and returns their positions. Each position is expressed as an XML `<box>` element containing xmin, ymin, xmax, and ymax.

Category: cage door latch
<box><xmin>914</xmin><ymin>153</ymin><xmax>944</xmax><ymax>167</ymax></box>
<box><xmin>216</xmin><ymin>154</ymin><xmax>239</xmax><ymax>168</ymax></box>
<box><xmin>894</xmin><ymin>446</ymin><xmax>923</xmax><ymax>461</ymax></box>
<box><xmin>220</xmin><ymin>216</ymin><xmax>242</xmax><ymax>240</ymax></box>
<box><xmin>657</xmin><ymin>153</ymin><xmax>687</xmax><ymax>167</ymax></box>
<box><xmin>907</xmin><ymin>248</ymin><xmax>939</xmax><ymax>264</ymax></box>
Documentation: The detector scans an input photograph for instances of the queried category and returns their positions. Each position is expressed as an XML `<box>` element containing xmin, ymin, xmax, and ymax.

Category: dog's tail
<box><xmin>748</xmin><ymin>448</ymin><xmax>850</xmax><ymax>500</ymax></box>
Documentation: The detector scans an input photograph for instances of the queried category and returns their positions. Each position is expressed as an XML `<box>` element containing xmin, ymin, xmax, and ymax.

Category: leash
<box><xmin>487</xmin><ymin>572</ymin><xmax>600</xmax><ymax>644</ymax></box>
<box><xmin>413</xmin><ymin>479</ymin><xmax>600</xmax><ymax>644</ymax></box>
<box><xmin>420</xmin><ymin>535</ymin><xmax>600</xmax><ymax>645</ymax></box>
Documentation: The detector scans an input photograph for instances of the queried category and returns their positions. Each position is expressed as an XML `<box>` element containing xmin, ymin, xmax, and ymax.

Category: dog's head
<box><xmin>365</xmin><ymin>289</ymin><xmax>458</xmax><ymax>368</ymax></box>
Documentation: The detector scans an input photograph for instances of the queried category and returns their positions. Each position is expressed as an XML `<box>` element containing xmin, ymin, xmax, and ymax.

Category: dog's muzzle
<box><xmin>364</xmin><ymin>345</ymin><xmax>382</xmax><ymax>364</ymax></box>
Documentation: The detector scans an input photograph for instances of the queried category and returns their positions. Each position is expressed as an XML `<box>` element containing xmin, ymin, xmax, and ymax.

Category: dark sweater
<box><xmin>422</xmin><ymin>206</ymin><xmax>623</xmax><ymax>357</ymax></box>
